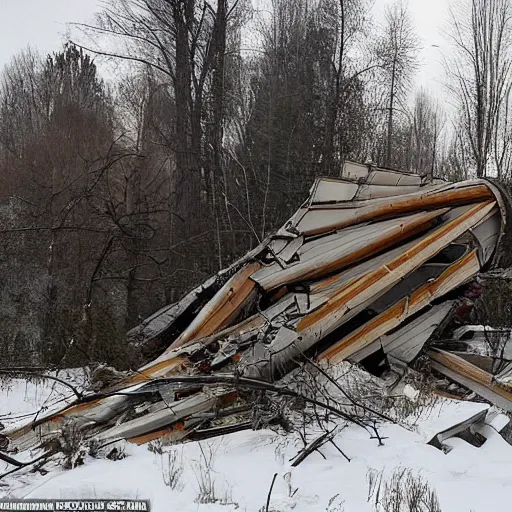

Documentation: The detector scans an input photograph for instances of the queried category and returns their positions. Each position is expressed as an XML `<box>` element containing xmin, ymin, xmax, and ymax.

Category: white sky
<box><xmin>0</xmin><ymin>0</ymin><xmax>448</xmax><ymax>93</ymax></box>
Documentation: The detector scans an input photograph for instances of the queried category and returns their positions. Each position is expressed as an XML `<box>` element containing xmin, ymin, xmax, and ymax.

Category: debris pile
<box><xmin>3</xmin><ymin>162</ymin><xmax>512</xmax><ymax>458</ymax></box>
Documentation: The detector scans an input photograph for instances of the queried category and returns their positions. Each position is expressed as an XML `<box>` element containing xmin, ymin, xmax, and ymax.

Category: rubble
<box><xmin>3</xmin><ymin>161</ymin><xmax>512</xmax><ymax>463</ymax></box>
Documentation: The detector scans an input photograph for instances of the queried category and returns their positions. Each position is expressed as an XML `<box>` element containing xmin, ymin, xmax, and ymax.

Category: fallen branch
<box><xmin>0</xmin><ymin>369</ymin><xmax>82</xmax><ymax>400</ymax></box>
<box><xmin>188</xmin><ymin>421</ymin><xmax>252</xmax><ymax>441</ymax></box>
<box><xmin>290</xmin><ymin>425</ymin><xmax>344</xmax><ymax>467</ymax></box>
<box><xmin>265</xmin><ymin>473</ymin><xmax>278</xmax><ymax>512</ymax></box>
<box><xmin>297</xmin><ymin>353</ymin><xmax>396</xmax><ymax>425</ymax></box>
<box><xmin>0</xmin><ymin>451</ymin><xmax>25</xmax><ymax>467</ymax></box>
<box><xmin>88</xmin><ymin>374</ymin><xmax>370</xmax><ymax>430</ymax></box>
<box><xmin>329</xmin><ymin>439</ymin><xmax>351</xmax><ymax>463</ymax></box>
<box><xmin>0</xmin><ymin>450</ymin><xmax>55</xmax><ymax>480</ymax></box>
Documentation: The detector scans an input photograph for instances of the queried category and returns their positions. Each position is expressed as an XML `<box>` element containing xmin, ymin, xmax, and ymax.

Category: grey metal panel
<box><xmin>97</xmin><ymin>393</ymin><xmax>221</xmax><ymax>441</ymax></box>
<box><xmin>308</xmin><ymin>238</ymin><xmax>422</xmax><ymax>301</ymax></box>
<box><xmin>470</xmin><ymin>211</ymin><xmax>501</xmax><ymax>265</ymax></box>
<box><xmin>312</xmin><ymin>178</ymin><xmax>426</xmax><ymax>203</ymax></box>
<box><xmin>279</xmin><ymin>235</ymin><xmax>304</xmax><ymax>263</ymax></box>
<box><xmin>294</xmin><ymin>181</ymin><xmax>480</xmax><ymax>235</ymax></box>
<box><xmin>355</xmin><ymin>184</ymin><xmax>422</xmax><ymax>200</ymax></box>
<box><xmin>260</xmin><ymin>204</ymin><xmax>472</xmax><ymax>293</ymax></box>
<box><xmin>383</xmin><ymin>301</ymin><xmax>454</xmax><ymax>363</ymax></box>
<box><xmin>366</xmin><ymin>169</ymin><xmax>422</xmax><ymax>187</ymax></box>
<box><xmin>348</xmin><ymin>301</ymin><xmax>454</xmax><ymax>364</ymax></box>
<box><xmin>269</xmin><ymin>238</ymin><xmax>289</xmax><ymax>255</ymax></box>
<box><xmin>260</xmin><ymin>295</ymin><xmax>296</xmax><ymax>320</ymax></box>
<box><xmin>276</xmin><ymin>208</ymin><xmax>309</xmax><ymax>237</ymax></box>
<box><xmin>342</xmin><ymin>161</ymin><xmax>369</xmax><ymax>180</ymax></box>
<box><xmin>126</xmin><ymin>302</ymin><xmax>178</xmax><ymax>341</ymax></box>
<box><xmin>311</xmin><ymin>179</ymin><xmax>359</xmax><ymax>203</ymax></box>
<box><xmin>428</xmin><ymin>408</ymin><xmax>488</xmax><ymax>445</ymax></box>
<box><xmin>317</xmin><ymin>204</ymin><xmax>493</xmax><ymax>364</ymax></box>
<box><xmin>304</xmin><ymin>181</ymin><xmax>486</xmax><ymax>212</ymax></box>
<box><xmin>298</xmin><ymin>223</ymin><xmax>382</xmax><ymax>258</ymax></box>
<box><xmin>252</xmin><ymin>211</ymin><xmax>445</xmax><ymax>290</ymax></box>
<box><xmin>295</xmin><ymin>208</ymin><xmax>356</xmax><ymax>234</ymax></box>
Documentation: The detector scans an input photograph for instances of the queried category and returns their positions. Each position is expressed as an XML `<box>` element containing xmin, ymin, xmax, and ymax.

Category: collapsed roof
<box><xmin>3</xmin><ymin>162</ymin><xmax>512</xmax><ymax>453</ymax></box>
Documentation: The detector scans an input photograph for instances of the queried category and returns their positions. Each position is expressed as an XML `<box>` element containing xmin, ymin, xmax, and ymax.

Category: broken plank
<box><xmin>170</xmin><ymin>262</ymin><xmax>262</xmax><ymax>349</ymax></box>
<box><xmin>429</xmin><ymin>349</ymin><xmax>512</xmax><ymax>413</ymax></box>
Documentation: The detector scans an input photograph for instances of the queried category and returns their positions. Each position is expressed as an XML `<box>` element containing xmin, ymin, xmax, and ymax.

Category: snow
<box><xmin>2</xmin><ymin>375</ymin><xmax>512</xmax><ymax>511</ymax></box>
<box><xmin>0</xmin><ymin>369</ymin><xmax>88</xmax><ymax>431</ymax></box>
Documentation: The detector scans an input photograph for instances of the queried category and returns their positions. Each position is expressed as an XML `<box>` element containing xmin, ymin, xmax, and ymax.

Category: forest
<box><xmin>1</xmin><ymin>0</ymin><xmax>511</xmax><ymax>368</ymax></box>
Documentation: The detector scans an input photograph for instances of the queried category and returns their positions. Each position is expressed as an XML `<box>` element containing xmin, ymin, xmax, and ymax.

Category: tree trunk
<box><xmin>169</xmin><ymin>0</ymin><xmax>203</xmax><ymax>294</ymax></box>
<box><xmin>386</xmin><ymin>57</ymin><xmax>397</xmax><ymax>167</ymax></box>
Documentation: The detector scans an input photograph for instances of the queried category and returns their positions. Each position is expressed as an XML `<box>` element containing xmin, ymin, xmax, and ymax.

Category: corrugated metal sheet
<box><xmin>295</xmin><ymin>182</ymin><xmax>493</xmax><ymax>236</ymax></box>
<box><xmin>319</xmin><ymin>252</ymin><xmax>479</xmax><ymax>364</ymax></box>
<box><xmin>365</xmin><ymin>169</ymin><xmax>422</xmax><ymax>187</ymax></box>
<box><xmin>252</xmin><ymin>209</ymin><xmax>448</xmax><ymax>291</ymax></box>
<box><xmin>349</xmin><ymin>301</ymin><xmax>454</xmax><ymax>363</ymax></box>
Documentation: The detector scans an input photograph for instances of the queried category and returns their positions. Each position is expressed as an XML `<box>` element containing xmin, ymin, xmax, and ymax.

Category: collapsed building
<box><xmin>3</xmin><ymin>161</ymin><xmax>512</xmax><ymax>457</ymax></box>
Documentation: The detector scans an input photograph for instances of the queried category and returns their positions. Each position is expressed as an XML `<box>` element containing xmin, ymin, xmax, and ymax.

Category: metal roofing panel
<box><xmin>342</xmin><ymin>161</ymin><xmax>369</xmax><ymax>180</ymax></box>
<box><xmin>279</xmin><ymin>235</ymin><xmax>304</xmax><ymax>263</ymax></box>
<box><xmin>269</xmin><ymin>238</ymin><xmax>289</xmax><ymax>255</ymax></box>
<box><xmin>429</xmin><ymin>349</ymin><xmax>512</xmax><ymax>413</ymax></box>
<box><xmin>354</xmin><ymin>184</ymin><xmax>422</xmax><ymax>200</ymax></box>
<box><xmin>295</xmin><ymin>208</ymin><xmax>356</xmax><ymax>235</ymax></box>
<box><xmin>308</xmin><ymin>240</ymin><xmax>421</xmax><ymax>301</ymax></box>
<box><xmin>171</xmin><ymin>262</ymin><xmax>261</xmax><ymax>349</ymax></box>
<box><xmin>366</xmin><ymin>169</ymin><xmax>422</xmax><ymax>187</ymax></box>
<box><xmin>300</xmin><ymin>202</ymin><xmax>493</xmax><ymax>342</ymax></box>
<box><xmin>251</xmin><ymin>209</ymin><xmax>448</xmax><ymax>291</ymax></box>
<box><xmin>470</xmin><ymin>210</ymin><xmax>501</xmax><ymax>265</ymax></box>
<box><xmin>383</xmin><ymin>301</ymin><xmax>454</xmax><ymax>363</ymax></box>
<box><xmin>318</xmin><ymin>251</ymin><xmax>479</xmax><ymax>364</ymax></box>
<box><xmin>311</xmin><ymin>178</ymin><xmax>359</xmax><ymax>203</ymax></box>
<box><xmin>96</xmin><ymin>392</ymin><xmax>223</xmax><ymax>441</ymax></box>
<box><xmin>295</xmin><ymin>182</ymin><xmax>493</xmax><ymax>236</ymax></box>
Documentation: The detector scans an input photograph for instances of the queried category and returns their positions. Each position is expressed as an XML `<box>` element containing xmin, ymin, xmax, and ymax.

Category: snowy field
<box><xmin>1</xmin><ymin>374</ymin><xmax>512</xmax><ymax>512</ymax></box>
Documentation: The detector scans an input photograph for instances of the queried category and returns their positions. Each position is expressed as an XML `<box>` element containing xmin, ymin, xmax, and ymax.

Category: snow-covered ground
<box><xmin>1</xmin><ymin>374</ymin><xmax>512</xmax><ymax>512</ymax></box>
<box><xmin>0</xmin><ymin>370</ymin><xmax>89</xmax><ymax>432</ymax></box>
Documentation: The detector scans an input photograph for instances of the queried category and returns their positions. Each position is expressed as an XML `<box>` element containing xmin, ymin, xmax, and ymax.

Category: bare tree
<box><xmin>318</xmin><ymin>0</ymin><xmax>376</xmax><ymax>174</ymax></box>
<box><xmin>445</xmin><ymin>0</ymin><xmax>512</xmax><ymax>177</ymax></box>
<box><xmin>438</xmin><ymin>115</ymin><xmax>473</xmax><ymax>181</ymax></box>
<box><xmin>74</xmin><ymin>0</ymin><xmax>251</xmax><ymax>298</ymax></box>
<box><xmin>494</xmin><ymin>82</ymin><xmax>512</xmax><ymax>179</ymax></box>
<box><xmin>410</xmin><ymin>90</ymin><xmax>445</xmax><ymax>177</ymax></box>
<box><xmin>378</xmin><ymin>0</ymin><xmax>420</xmax><ymax>168</ymax></box>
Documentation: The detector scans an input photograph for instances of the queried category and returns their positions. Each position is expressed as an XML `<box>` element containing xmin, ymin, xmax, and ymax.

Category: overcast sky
<box><xmin>0</xmin><ymin>0</ymin><xmax>448</xmax><ymax>93</ymax></box>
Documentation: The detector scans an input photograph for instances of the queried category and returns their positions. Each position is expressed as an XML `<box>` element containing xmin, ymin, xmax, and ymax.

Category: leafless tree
<box><xmin>392</xmin><ymin>90</ymin><xmax>445</xmax><ymax>177</ymax></box>
<box><xmin>438</xmin><ymin>114</ymin><xmax>473</xmax><ymax>181</ymax></box>
<box><xmin>377</xmin><ymin>0</ymin><xmax>420</xmax><ymax>168</ymax></box>
<box><xmin>73</xmin><ymin>0</ymin><xmax>249</xmax><ymax>298</ymax></box>
<box><xmin>445</xmin><ymin>0</ymin><xmax>512</xmax><ymax>177</ymax></box>
<box><xmin>318</xmin><ymin>0</ymin><xmax>377</xmax><ymax>174</ymax></box>
<box><xmin>410</xmin><ymin>90</ymin><xmax>445</xmax><ymax>177</ymax></box>
<box><xmin>494</xmin><ymin>84</ymin><xmax>512</xmax><ymax>179</ymax></box>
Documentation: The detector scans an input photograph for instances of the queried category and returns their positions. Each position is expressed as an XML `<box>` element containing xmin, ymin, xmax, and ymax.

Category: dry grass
<box><xmin>367</xmin><ymin>467</ymin><xmax>442</xmax><ymax>512</ymax></box>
